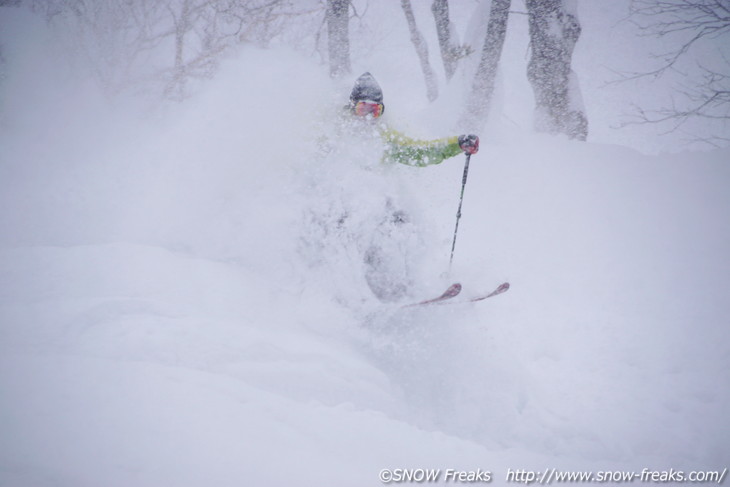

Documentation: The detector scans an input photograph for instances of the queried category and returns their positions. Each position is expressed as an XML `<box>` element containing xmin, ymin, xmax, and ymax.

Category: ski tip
<box><xmin>434</xmin><ymin>282</ymin><xmax>462</xmax><ymax>300</ymax></box>
<box><xmin>477</xmin><ymin>282</ymin><xmax>509</xmax><ymax>300</ymax></box>
<box><xmin>447</xmin><ymin>283</ymin><xmax>462</xmax><ymax>295</ymax></box>
<box><xmin>402</xmin><ymin>282</ymin><xmax>463</xmax><ymax>308</ymax></box>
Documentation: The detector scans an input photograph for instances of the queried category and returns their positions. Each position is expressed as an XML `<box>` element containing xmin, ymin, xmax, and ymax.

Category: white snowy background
<box><xmin>1</xmin><ymin>1</ymin><xmax>729</xmax><ymax>486</ymax></box>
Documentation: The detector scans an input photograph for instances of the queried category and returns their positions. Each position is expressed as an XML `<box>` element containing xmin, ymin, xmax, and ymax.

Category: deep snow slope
<box><xmin>1</xmin><ymin>135</ymin><xmax>728</xmax><ymax>487</ymax></box>
<box><xmin>2</xmin><ymin>9</ymin><xmax>730</xmax><ymax>487</ymax></box>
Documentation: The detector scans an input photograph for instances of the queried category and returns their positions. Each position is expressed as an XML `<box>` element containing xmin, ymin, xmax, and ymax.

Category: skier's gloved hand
<box><xmin>458</xmin><ymin>134</ymin><xmax>480</xmax><ymax>155</ymax></box>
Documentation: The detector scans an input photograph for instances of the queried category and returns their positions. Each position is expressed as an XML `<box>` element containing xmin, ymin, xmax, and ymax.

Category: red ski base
<box><xmin>402</xmin><ymin>282</ymin><xmax>509</xmax><ymax>308</ymax></box>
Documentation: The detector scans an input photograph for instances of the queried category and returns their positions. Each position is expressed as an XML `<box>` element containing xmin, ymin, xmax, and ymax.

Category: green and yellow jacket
<box><xmin>378</xmin><ymin>125</ymin><xmax>462</xmax><ymax>167</ymax></box>
<box><xmin>321</xmin><ymin>109</ymin><xmax>463</xmax><ymax>168</ymax></box>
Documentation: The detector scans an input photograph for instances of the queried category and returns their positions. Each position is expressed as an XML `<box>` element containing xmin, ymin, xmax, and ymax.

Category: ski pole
<box><xmin>449</xmin><ymin>153</ymin><xmax>471</xmax><ymax>268</ymax></box>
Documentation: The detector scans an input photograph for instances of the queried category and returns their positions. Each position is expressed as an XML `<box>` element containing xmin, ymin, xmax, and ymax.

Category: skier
<box><xmin>314</xmin><ymin>72</ymin><xmax>480</xmax><ymax>303</ymax></box>
<box><xmin>344</xmin><ymin>72</ymin><xmax>479</xmax><ymax>166</ymax></box>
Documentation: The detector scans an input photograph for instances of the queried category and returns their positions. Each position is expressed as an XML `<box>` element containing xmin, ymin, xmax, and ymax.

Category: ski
<box><xmin>402</xmin><ymin>283</ymin><xmax>462</xmax><ymax>308</ymax></box>
<box><xmin>401</xmin><ymin>281</ymin><xmax>509</xmax><ymax>308</ymax></box>
<box><xmin>448</xmin><ymin>282</ymin><xmax>510</xmax><ymax>304</ymax></box>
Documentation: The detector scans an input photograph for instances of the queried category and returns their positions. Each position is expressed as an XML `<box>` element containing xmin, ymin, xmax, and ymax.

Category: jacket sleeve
<box><xmin>379</xmin><ymin>126</ymin><xmax>463</xmax><ymax>167</ymax></box>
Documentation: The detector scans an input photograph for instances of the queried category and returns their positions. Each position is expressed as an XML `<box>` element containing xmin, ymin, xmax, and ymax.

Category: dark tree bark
<box><xmin>431</xmin><ymin>0</ymin><xmax>458</xmax><ymax>81</ymax></box>
<box><xmin>326</xmin><ymin>0</ymin><xmax>351</xmax><ymax>78</ymax></box>
<box><xmin>1</xmin><ymin>0</ymin><xmax>22</xmax><ymax>79</ymax></box>
<box><xmin>401</xmin><ymin>0</ymin><xmax>438</xmax><ymax>101</ymax></box>
<box><xmin>525</xmin><ymin>0</ymin><xmax>587</xmax><ymax>140</ymax></box>
<box><xmin>459</xmin><ymin>0</ymin><xmax>510</xmax><ymax>133</ymax></box>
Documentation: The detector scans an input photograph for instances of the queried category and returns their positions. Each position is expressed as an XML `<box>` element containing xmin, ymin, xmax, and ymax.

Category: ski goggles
<box><xmin>353</xmin><ymin>100</ymin><xmax>384</xmax><ymax>118</ymax></box>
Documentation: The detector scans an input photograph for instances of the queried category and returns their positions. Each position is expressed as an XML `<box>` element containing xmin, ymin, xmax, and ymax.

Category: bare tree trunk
<box><xmin>165</xmin><ymin>0</ymin><xmax>190</xmax><ymax>100</ymax></box>
<box><xmin>459</xmin><ymin>0</ymin><xmax>510</xmax><ymax>133</ymax></box>
<box><xmin>525</xmin><ymin>0</ymin><xmax>587</xmax><ymax>140</ymax></box>
<box><xmin>401</xmin><ymin>0</ymin><xmax>438</xmax><ymax>101</ymax></box>
<box><xmin>326</xmin><ymin>0</ymin><xmax>350</xmax><ymax>78</ymax></box>
<box><xmin>431</xmin><ymin>0</ymin><xmax>457</xmax><ymax>81</ymax></box>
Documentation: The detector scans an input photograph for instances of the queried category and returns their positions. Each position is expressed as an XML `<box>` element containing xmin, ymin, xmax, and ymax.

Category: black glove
<box><xmin>458</xmin><ymin>134</ymin><xmax>479</xmax><ymax>155</ymax></box>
